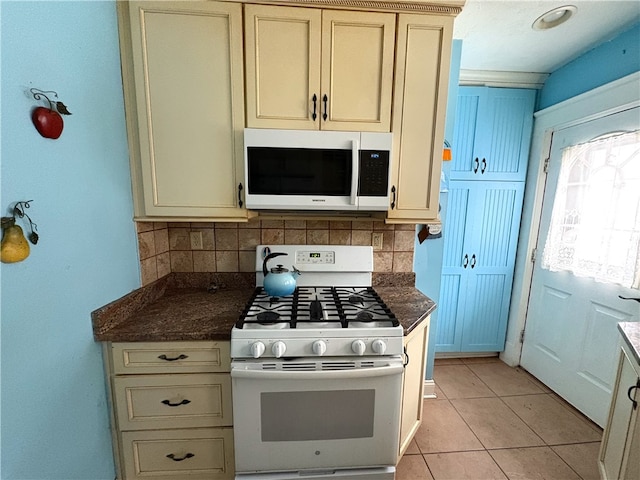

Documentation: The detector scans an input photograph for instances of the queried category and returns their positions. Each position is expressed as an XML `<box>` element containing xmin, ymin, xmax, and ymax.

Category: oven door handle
<box><xmin>231</xmin><ymin>363</ymin><xmax>404</xmax><ymax>380</ymax></box>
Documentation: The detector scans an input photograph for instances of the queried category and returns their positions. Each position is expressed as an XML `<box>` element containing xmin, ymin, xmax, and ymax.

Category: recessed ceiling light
<box><xmin>532</xmin><ymin>5</ymin><xmax>577</xmax><ymax>30</ymax></box>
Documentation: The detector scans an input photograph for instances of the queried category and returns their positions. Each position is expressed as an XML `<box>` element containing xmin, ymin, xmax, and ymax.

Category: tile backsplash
<box><xmin>137</xmin><ymin>220</ymin><xmax>416</xmax><ymax>286</ymax></box>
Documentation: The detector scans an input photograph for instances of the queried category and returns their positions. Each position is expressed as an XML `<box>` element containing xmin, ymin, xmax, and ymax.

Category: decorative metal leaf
<box><xmin>56</xmin><ymin>102</ymin><xmax>72</xmax><ymax>115</ymax></box>
<box><xmin>28</xmin><ymin>231</ymin><xmax>39</xmax><ymax>245</ymax></box>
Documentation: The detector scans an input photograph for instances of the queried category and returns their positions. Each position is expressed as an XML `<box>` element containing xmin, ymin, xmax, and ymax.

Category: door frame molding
<box><xmin>500</xmin><ymin>71</ymin><xmax>640</xmax><ymax>367</ymax></box>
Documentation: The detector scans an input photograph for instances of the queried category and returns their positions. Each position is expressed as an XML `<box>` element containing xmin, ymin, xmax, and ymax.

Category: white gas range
<box><xmin>231</xmin><ymin>245</ymin><xmax>403</xmax><ymax>480</ymax></box>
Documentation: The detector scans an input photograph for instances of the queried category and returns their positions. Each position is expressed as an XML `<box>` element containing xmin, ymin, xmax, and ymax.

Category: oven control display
<box><xmin>296</xmin><ymin>251</ymin><xmax>335</xmax><ymax>264</ymax></box>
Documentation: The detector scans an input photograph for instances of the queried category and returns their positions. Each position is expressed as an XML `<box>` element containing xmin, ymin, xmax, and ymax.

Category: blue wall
<box><xmin>538</xmin><ymin>23</ymin><xmax>640</xmax><ymax>110</ymax></box>
<box><xmin>0</xmin><ymin>2</ymin><xmax>140</xmax><ymax>479</ymax></box>
<box><xmin>414</xmin><ymin>40</ymin><xmax>462</xmax><ymax>380</ymax></box>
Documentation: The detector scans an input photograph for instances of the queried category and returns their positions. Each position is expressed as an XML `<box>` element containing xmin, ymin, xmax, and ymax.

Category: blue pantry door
<box><xmin>437</xmin><ymin>181</ymin><xmax>525</xmax><ymax>352</ymax></box>
<box><xmin>451</xmin><ymin>87</ymin><xmax>535</xmax><ymax>181</ymax></box>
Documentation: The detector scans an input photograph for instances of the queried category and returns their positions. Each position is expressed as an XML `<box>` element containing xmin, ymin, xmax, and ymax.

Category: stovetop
<box><xmin>236</xmin><ymin>286</ymin><xmax>399</xmax><ymax>330</ymax></box>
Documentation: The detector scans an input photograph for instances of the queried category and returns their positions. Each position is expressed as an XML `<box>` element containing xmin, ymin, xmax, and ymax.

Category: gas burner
<box><xmin>349</xmin><ymin>295</ymin><xmax>365</xmax><ymax>305</ymax></box>
<box><xmin>257</xmin><ymin>311</ymin><xmax>281</xmax><ymax>324</ymax></box>
<box><xmin>355</xmin><ymin>311</ymin><xmax>373</xmax><ymax>321</ymax></box>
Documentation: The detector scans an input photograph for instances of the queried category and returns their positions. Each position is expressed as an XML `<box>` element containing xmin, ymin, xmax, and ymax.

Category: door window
<box><xmin>542</xmin><ymin>130</ymin><xmax>640</xmax><ymax>287</ymax></box>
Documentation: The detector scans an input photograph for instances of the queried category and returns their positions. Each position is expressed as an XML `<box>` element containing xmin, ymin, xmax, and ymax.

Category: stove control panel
<box><xmin>295</xmin><ymin>251</ymin><xmax>335</xmax><ymax>264</ymax></box>
<box><xmin>232</xmin><ymin>335</ymin><xmax>403</xmax><ymax>358</ymax></box>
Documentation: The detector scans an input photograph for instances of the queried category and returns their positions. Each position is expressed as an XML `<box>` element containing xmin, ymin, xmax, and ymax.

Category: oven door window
<box><xmin>247</xmin><ymin>147</ymin><xmax>352</xmax><ymax>196</ymax></box>
<box><xmin>261</xmin><ymin>390</ymin><xmax>374</xmax><ymax>441</ymax></box>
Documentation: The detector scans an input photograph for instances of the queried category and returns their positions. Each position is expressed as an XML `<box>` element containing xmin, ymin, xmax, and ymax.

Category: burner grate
<box><xmin>236</xmin><ymin>286</ymin><xmax>399</xmax><ymax>329</ymax></box>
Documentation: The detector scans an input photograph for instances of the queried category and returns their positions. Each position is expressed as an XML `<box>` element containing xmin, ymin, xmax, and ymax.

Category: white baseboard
<box><xmin>423</xmin><ymin>379</ymin><xmax>436</xmax><ymax>398</ymax></box>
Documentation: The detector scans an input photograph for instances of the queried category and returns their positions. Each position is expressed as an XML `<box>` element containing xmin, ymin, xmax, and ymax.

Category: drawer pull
<box><xmin>161</xmin><ymin>399</ymin><xmax>191</xmax><ymax>407</ymax></box>
<box><xmin>628</xmin><ymin>379</ymin><xmax>640</xmax><ymax>410</ymax></box>
<box><xmin>166</xmin><ymin>452</ymin><xmax>195</xmax><ymax>462</ymax></box>
<box><xmin>157</xmin><ymin>354</ymin><xmax>188</xmax><ymax>362</ymax></box>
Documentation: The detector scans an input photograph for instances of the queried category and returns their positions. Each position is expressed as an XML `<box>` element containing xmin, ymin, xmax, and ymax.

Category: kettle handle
<box><xmin>263</xmin><ymin>252</ymin><xmax>288</xmax><ymax>277</ymax></box>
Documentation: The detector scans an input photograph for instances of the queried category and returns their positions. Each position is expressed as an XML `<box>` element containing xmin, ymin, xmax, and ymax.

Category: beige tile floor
<box><xmin>397</xmin><ymin>356</ymin><xmax>603</xmax><ymax>480</ymax></box>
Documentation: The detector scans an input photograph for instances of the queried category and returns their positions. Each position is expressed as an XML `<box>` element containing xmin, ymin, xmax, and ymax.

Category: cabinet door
<box><xmin>398</xmin><ymin>317</ymin><xmax>429</xmax><ymax>458</ymax></box>
<box><xmin>321</xmin><ymin>10</ymin><xmax>395</xmax><ymax>132</ymax></box>
<box><xmin>436</xmin><ymin>181</ymin><xmax>524</xmax><ymax>352</ymax></box>
<box><xmin>451</xmin><ymin>87</ymin><xmax>535</xmax><ymax>181</ymax></box>
<box><xmin>126</xmin><ymin>1</ymin><xmax>247</xmax><ymax>218</ymax></box>
<box><xmin>244</xmin><ymin>4</ymin><xmax>321</xmax><ymax>130</ymax></box>
<box><xmin>387</xmin><ymin>14</ymin><xmax>453</xmax><ymax>223</ymax></box>
<box><xmin>437</xmin><ymin>184</ymin><xmax>474</xmax><ymax>351</ymax></box>
<box><xmin>600</xmin><ymin>347</ymin><xmax>639</xmax><ymax>480</ymax></box>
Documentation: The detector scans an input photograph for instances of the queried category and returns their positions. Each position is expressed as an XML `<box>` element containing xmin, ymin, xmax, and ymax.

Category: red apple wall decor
<box><xmin>30</xmin><ymin>88</ymin><xmax>71</xmax><ymax>139</ymax></box>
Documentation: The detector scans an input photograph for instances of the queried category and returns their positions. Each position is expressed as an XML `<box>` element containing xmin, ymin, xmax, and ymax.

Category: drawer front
<box><xmin>121</xmin><ymin>428</ymin><xmax>234</xmax><ymax>480</ymax></box>
<box><xmin>114</xmin><ymin>374</ymin><xmax>232</xmax><ymax>430</ymax></box>
<box><xmin>112</xmin><ymin>342</ymin><xmax>230</xmax><ymax>374</ymax></box>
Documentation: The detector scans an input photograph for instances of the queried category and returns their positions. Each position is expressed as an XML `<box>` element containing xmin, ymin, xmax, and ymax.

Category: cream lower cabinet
<box><xmin>104</xmin><ymin>341</ymin><xmax>234</xmax><ymax>480</ymax></box>
<box><xmin>244</xmin><ymin>4</ymin><xmax>395</xmax><ymax>132</ymax></box>
<box><xmin>387</xmin><ymin>14</ymin><xmax>453</xmax><ymax>223</ymax></box>
<box><xmin>599</xmin><ymin>341</ymin><xmax>640</xmax><ymax>480</ymax></box>
<box><xmin>398</xmin><ymin>316</ymin><xmax>430</xmax><ymax>458</ymax></box>
<box><xmin>118</xmin><ymin>1</ymin><xmax>248</xmax><ymax>220</ymax></box>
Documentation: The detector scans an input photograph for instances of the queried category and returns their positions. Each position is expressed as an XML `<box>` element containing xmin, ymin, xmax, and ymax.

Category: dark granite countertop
<box><xmin>618</xmin><ymin>322</ymin><xmax>640</xmax><ymax>365</ymax></box>
<box><xmin>92</xmin><ymin>272</ymin><xmax>435</xmax><ymax>342</ymax></box>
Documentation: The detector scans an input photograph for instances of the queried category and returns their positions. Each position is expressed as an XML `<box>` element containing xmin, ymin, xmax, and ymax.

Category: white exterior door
<box><xmin>521</xmin><ymin>107</ymin><xmax>640</xmax><ymax>427</ymax></box>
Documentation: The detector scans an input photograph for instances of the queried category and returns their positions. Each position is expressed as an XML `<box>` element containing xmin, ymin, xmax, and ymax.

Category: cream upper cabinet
<box><xmin>120</xmin><ymin>1</ymin><xmax>248</xmax><ymax>220</ymax></box>
<box><xmin>387</xmin><ymin>13</ymin><xmax>453</xmax><ymax>223</ymax></box>
<box><xmin>244</xmin><ymin>4</ymin><xmax>395</xmax><ymax>132</ymax></box>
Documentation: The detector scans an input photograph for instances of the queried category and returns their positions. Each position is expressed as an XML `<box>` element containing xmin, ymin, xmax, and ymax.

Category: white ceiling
<box><xmin>453</xmin><ymin>0</ymin><xmax>640</xmax><ymax>74</ymax></box>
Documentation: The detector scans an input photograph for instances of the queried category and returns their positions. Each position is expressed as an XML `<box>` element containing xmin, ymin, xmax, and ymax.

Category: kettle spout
<box><xmin>292</xmin><ymin>265</ymin><xmax>302</xmax><ymax>277</ymax></box>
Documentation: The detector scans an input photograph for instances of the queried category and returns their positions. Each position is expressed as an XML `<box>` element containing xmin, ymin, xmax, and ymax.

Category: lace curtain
<box><xmin>542</xmin><ymin>129</ymin><xmax>640</xmax><ymax>288</ymax></box>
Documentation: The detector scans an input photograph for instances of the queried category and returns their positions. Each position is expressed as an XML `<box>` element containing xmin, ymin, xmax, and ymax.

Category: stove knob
<box><xmin>372</xmin><ymin>339</ymin><xmax>387</xmax><ymax>355</ymax></box>
<box><xmin>312</xmin><ymin>340</ymin><xmax>327</xmax><ymax>356</ymax></box>
<box><xmin>271</xmin><ymin>341</ymin><xmax>287</xmax><ymax>358</ymax></box>
<box><xmin>351</xmin><ymin>339</ymin><xmax>367</xmax><ymax>356</ymax></box>
<box><xmin>250</xmin><ymin>341</ymin><xmax>266</xmax><ymax>359</ymax></box>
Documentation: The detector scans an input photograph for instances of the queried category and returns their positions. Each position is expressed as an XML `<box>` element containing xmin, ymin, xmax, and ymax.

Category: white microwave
<box><xmin>244</xmin><ymin>128</ymin><xmax>392</xmax><ymax>211</ymax></box>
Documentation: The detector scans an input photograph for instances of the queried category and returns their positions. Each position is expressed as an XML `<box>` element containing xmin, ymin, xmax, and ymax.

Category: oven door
<box><xmin>230</xmin><ymin>358</ymin><xmax>403</xmax><ymax>474</ymax></box>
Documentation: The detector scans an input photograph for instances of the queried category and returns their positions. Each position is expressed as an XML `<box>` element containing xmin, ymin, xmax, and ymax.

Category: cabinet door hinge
<box><xmin>543</xmin><ymin>157</ymin><xmax>550</xmax><ymax>174</ymax></box>
<box><xmin>531</xmin><ymin>248</ymin><xmax>537</xmax><ymax>263</ymax></box>
<box><xmin>520</xmin><ymin>329</ymin><xmax>525</xmax><ymax>343</ymax></box>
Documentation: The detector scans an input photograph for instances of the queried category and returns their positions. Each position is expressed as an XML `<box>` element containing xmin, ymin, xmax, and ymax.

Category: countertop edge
<box><xmin>618</xmin><ymin>321</ymin><xmax>640</xmax><ymax>365</ymax></box>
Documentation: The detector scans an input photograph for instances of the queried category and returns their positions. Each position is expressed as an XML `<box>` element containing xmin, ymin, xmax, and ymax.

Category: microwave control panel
<box><xmin>359</xmin><ymin>151</ymin><xmax>390</xmax><ymax>197</ymax></box>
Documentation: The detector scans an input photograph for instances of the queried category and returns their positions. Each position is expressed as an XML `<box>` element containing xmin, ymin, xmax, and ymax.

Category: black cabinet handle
<box><xmin>403</xmin><ymin>346</ymin><xmax>410</xmax><ymax>367</ymax></box>
<box><xmin>161</xmin><ymin>399</ymin><xmax>191</xmax><ymax>407</ymax></box>
<box><xmin>166</xmin><ymin>453</ymin><xmax>195</xmax><ymax>462</ymax></box>
<box><xmin>463</xmin><ymin>254</ymin><xmax>469</xmax><ymax>268</ymax></box>
<box><xmin>158</xmin><ymin>354</ymin><xmax>188</xmax><ymax>362</ymax></box>
<box><xmin>473</xmin><ymin>158</ymin><xmax>479</xmax><ymax>173</ymax></box>
<box><xmin>322</xmin><ymin>94</ymin><xmax>328</xmax><ymax>121</ymax></box>
<box><xmin>628</xmin><ymin>379</ymin><xmax>640</xmax><ymax>410</ymax></box>
<box><xmin>471</xmin><ymin>254</ymin><xmax>477</xmax><ymax>269</ymax></box>
<box><xmin>619</xmin><ymin>295</ymin><xmax>640</xmax><ymax>303</ymax></box>
<box><xmin>238</xmin><ymin>183</ymin><xmax>244</xmax><ymax>208</ymax></box>
<box><xmin>481</xmin><ymin>158</ymin><xmax>487</xmax><ymax>174</ymax></box>
<box><xmin>312</xmin><ymin>94</ymin><xmax>317</xmax><ymax>121</ymax></box>
<box><xmin>390</xmin><ymin>186</ymin><xmax>396</xmax><ymax>209</ymax></box>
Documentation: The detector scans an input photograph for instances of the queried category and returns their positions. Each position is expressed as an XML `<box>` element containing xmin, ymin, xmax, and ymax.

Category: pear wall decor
<box><xmin>30</xmin><ymin>88</ymin><xmax>71</xmax><ymax>139</ymax></box>
<box><xmin>1</xmin><ymin>200</ymin><xmax>39</xmax><ymax>264</ymax></box>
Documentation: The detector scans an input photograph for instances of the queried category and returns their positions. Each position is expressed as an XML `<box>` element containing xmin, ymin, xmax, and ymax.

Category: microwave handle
<box><xmin>351</xmin><ymin>139</ymin><xmax>359</xmax><ymax>206</ymax></box>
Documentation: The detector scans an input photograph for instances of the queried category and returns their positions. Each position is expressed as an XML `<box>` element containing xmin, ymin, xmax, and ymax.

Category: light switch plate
<box><xmin>190</xmin><ymin>231</ymin><xmax>203</xmax><ymax>250</ymax></box>
<box><xmin>372</xmin><ymin>232</ymin><xmax>383</xmax><ymax>250</ymax></box>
